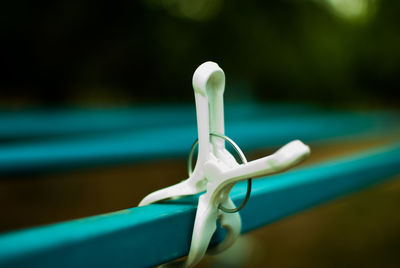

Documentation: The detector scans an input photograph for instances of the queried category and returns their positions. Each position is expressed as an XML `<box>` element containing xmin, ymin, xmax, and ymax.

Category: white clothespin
<box><xmin>139</xmin><ymin>62</ymin><xmax>310</xmax><ymax>267</ymax></box>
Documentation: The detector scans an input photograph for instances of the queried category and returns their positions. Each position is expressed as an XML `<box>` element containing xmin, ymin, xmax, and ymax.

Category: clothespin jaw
<box><xmin>173</xmin><ymin>195</ymin><xmax>241</xmax><ymax>268</ymax></box>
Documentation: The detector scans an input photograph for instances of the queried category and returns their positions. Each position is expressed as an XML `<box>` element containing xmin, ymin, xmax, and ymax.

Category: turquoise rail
<box><xmin>0</xmin><ymin>142</ymin><xmax>399</xmax><ymax>267</ymax></box>
<box><xmin>0</xmin><ymin>105</ymin><xmax>398</xmax><ymax>174</ymax></box>
<box><xmin>0</xmin><ymin>104</ymin><xmax>329</xmax><ymax>139</ymax></box>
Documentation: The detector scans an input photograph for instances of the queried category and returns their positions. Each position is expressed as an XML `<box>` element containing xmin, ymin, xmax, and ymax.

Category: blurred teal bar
<box><xmin>0</xmin><ymin>103</ymin><xmax>325</xmax><ymax>140</ymax></box>
<box><xmin>0</xmin><ymin>110</ymin><xmax>398</xmax><ymax>174</ymax></box>
<box><xmin>0</xmin><ymin>104</ymin><xmax>399</xmax><ymax>174</ymax></box>
<box><xmin>0</xmin><ymin>142</ymin><xmax>399</xmax><ymax>267</ymax></box>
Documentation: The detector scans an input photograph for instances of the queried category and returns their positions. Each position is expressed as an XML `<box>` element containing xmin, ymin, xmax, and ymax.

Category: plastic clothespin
<box><xmin>139</xmin><ymin>62</ymin><xmax>311</xmax><ymax>267</ymax></box>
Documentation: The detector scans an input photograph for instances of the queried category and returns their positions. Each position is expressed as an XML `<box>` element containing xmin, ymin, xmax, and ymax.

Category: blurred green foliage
<box><xmin>0</xmin><ymin>0</ymin><xmax>399</xmax><ymax>106</ymax></box>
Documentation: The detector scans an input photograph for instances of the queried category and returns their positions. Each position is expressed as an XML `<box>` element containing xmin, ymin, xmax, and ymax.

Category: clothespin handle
<box><xmin>205</xmin><ymin>140</ymin><xmax>310</xmax><ymax>184</ymax></box>
<box><xmin>191</xmin><ymin>62</ymin><xmax>228</xmax><ymax>175</ymax></box>
<box><xmin>139</xmin><ymin>62</ymin><xmax>229</xmax><ymax>206</ymax></box>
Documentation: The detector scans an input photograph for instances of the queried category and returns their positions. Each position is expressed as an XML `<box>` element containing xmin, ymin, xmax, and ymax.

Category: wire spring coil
<box><xmin>187</xmin><ymin>133</ymin><xmax>252</xmax><ymax>213</ymax></box>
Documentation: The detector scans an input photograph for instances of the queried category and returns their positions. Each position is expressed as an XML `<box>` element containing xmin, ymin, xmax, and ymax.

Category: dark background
<box><xmin>1</xmin><ymin>0</ymin><xmax>399</xmax><ymax>107</ymax></box>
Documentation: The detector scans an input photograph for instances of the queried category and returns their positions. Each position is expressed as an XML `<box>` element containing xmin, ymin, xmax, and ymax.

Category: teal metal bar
<box><xmin>0</xmin><ymin>103</ymin><xmax>325</xmax><ymax>140</ymax></box>
<box><xmin>0</xmin><ymin>142</ymin><xmax>399</xmax><ymax>267</ymax></box>
<box><xmin>0</xmin><ymin>111</ymin><xmax>398</xmax><ymax>174</ymax></box>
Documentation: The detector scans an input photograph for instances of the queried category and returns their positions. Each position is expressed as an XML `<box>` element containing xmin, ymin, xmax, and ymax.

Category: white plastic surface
<box><xmin>139</xmin><ymin>62</ymin><xmax>311</xmax><ymax>267</ymax></box>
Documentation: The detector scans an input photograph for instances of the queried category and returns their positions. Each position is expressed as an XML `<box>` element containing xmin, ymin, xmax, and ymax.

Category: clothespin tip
<box><xmin>272</xmin><ymin>140</ymin><xmax>310</xmax><ymax>167</ymax></box>
<box><xmin>192</xmin><ymin>62</ymin><xmax>225</xmax><ymax>96</ymax></box>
